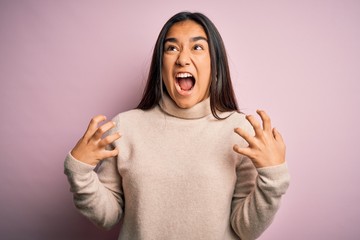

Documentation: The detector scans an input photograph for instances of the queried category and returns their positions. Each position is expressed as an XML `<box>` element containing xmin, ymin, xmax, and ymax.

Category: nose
<box><xmin>176</xmin><ymin>49</ymin><xmax>191</xmax><ymax>66</ymax></box>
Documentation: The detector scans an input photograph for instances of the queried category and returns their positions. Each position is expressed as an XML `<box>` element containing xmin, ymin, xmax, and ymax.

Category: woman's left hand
<box><xmin>233</xmin><ymin>110</ymin><xmax>286</xmax><ymax>168</ymax></box>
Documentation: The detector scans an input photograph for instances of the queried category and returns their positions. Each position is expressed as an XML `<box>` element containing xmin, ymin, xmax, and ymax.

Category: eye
<box><xmin>193</xmin><ymin>44</ymin><xmax>204</xmax><ymax>51</ymax></box>
<box><xmin>165</xmin><ymin>45</ymin><xmax>179</xmax><ymax>52</ymax></box>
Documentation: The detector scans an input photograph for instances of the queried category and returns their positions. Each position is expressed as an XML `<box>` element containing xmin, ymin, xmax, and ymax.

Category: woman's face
<box><xmin>162</xmin><ymin>20</ymin><xmax>211</xmax><ymax>109</ymax></box>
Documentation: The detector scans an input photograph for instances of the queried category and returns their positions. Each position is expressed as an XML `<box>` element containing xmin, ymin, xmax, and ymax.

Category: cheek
<box><xmin>197</xmin><ymin>54</ymin><xmax>211</xmax><ymax>70</ymax></box>
<box><xmin>161</xmin><ymin>66</ymin><xmax>173</xmax><ymax>92</ymax></box>
<box><xmin>162</xmin><ymin>57</ymin><xmax>174</xmax><ymax>77</ymax></box>
<box><xmin>198</xmin><ymin>59</ymin><xmax>211</xmax><ymax>85</ymax></box>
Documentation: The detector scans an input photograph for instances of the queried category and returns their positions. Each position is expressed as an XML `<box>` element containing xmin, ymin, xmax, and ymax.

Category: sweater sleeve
<box><xmin>64</xmin><ymin>152</ymin><xmax>124</xmax><ymax>229</ymax></box>
<box><xmin>230</xmin><ymin>157</ymin><xmax>290</xmax><ymax>240</ymax></box>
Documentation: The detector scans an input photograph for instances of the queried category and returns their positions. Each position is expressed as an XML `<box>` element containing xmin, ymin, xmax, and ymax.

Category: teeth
<box><xmin>176</xmin><ymin>72</ymin><xmax>193</xmax><ymax>78</ymax></box>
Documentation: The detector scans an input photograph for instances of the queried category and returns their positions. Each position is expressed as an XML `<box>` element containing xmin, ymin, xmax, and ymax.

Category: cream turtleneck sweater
<box><xmin>64</xmin><ymin>95</ymin><xmax>290</xmax><ymax>240</ymax></box>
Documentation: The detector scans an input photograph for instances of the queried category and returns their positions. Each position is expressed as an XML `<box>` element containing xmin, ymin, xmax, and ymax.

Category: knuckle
<box><xmin>252</xmin><ymin>152</ymin><xmax>260</xmax><ymax>160</ymax></box>
<box><xmin>114</xmin><ymin>135</ymin><xmax>121</xmax><ymax>142</ymax></box>
<box><xmin>263</xmin><ymin>114</ymin><xmax>270</xmax><ymax>121</ymax></box>
<box><xmin>253</xmin><ymin>121</ymin><xmax>261</xmax><ymax>129</ymax></box>
<box><xmin>93</xmin><ymin>152</ymin><xmax>101</xmax><ymax>160</ymax></box>
<box><xmin>97</xmin><ymin>126</ymin><xmax>106</xmax><ymax>134</ymax></box>
<box><xmin>90</xmin><ymin>118</ymin><xmax>98</xmax><ymax>126</ymax></box>
<box><xmin>102</xmin><ymin>137</ymin><xmax>111</xmax><ymax>145</ymax></box>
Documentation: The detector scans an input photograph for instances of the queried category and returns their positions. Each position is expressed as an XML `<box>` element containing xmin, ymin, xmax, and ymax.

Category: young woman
<box><xmin>64</xmin><ymin>12</ymin><xmax>290</xmax><ymax>240</ymax></box>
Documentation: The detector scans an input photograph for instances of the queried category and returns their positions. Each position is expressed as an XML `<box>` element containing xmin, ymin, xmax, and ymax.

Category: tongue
<box><xmin>178</xmin><ymin>78</ymin><xmax>194</xmax><ymax>91</ymax></box>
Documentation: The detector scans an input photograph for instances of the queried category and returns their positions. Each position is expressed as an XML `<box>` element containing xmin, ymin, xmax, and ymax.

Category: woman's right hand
<box><xmin>70</xmin><ymin>115</ymin><xmax>121</xmax><ymax>166</ymax></box>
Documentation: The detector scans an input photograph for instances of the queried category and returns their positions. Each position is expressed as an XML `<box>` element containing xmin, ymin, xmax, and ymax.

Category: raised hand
<box><xmin>71</xmin><ymin>115</ymin><xmax>121</xmax><ymax>166</ymax></box>
<box><xmin>233</xmin><ymin>110</ymin><xmax>286</xmax><ymax>168</ymax></box>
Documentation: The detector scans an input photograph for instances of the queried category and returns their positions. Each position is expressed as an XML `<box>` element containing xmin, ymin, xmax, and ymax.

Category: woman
<box><xmin>64</xmin><ymin>12</ymin><xmax>290</xmax><ymax>240</ymax></box>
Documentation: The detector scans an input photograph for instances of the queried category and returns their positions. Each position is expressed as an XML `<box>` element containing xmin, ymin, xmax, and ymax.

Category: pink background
<box><xmin>1</xmin><ymin>0</ymin><xmax>359</xmax><ymax>239</ymax></box>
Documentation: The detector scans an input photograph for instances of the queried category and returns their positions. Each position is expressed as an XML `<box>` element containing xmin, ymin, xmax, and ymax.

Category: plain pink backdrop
<box><xmin>1</xmin><ymin>0</ymin><xmax>359</xmax><ymax>239</ymax></box>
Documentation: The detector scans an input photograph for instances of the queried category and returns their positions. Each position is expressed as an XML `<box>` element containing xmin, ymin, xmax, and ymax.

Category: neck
<box><xmin>159</xmin><ymin>94</ymin><xmax>212</xmax><ymax>119</ymax></box>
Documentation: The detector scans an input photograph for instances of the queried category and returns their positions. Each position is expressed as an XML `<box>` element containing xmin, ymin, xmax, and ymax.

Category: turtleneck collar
<box><xmin>159</xmin><ymin>94</ymin><xmax>212</xmax><ymax>119</ymax></box>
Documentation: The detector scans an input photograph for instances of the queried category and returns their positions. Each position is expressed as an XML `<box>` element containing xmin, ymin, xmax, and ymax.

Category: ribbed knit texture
<box><xmin>64</xmin><ymin>95</ymin><xmax>290</xmax><ymax>240</ymax></box>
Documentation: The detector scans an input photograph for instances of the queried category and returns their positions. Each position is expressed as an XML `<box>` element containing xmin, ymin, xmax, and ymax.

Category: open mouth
<box><xmin>175</xmin><ymin>72</ymin><xmax>195</xmax><ymax>92</ymax></box>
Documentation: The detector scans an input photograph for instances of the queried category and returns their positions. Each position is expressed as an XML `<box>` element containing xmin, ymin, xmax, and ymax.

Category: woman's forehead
<box><xmin>165</xmin><ymin>20</ymin><xmax>207</xmax><ymax>39</ymax></box>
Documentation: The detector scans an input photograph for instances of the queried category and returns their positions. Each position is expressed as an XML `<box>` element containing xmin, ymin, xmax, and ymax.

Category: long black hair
<box><xmin>136</xmin><ymin>11</ymin><xmax>239</xmax><ymax>119</ymax></box>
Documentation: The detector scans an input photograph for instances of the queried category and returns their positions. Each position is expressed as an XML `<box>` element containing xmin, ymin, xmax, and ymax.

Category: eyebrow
<box><xmin>164</xmin><ymin>36</ymin><xmax>208</xmax><ymax>43</ymax></box>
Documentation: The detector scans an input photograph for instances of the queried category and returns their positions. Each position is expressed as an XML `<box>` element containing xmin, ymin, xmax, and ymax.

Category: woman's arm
<box><xmin>230</xmin><ymin>157</ymin><xmax>290</xmax><ymax>239</ymax></box>
<box><xmin>231</xmin><ymin>110</ymin><xmax>290</xmax><ymax>239</ymax></box>
<box><xmin>64</xmin><ymin>115</ymin><xmax>124</xmax><ymax>229</ymax></box>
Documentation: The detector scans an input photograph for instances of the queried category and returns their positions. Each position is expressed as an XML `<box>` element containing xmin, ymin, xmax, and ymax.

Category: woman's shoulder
<box><xmin>219</xmin><ymin>111</ymin><xmax>247</xmax><ymax>124</ymax></box>
<box><xmin>111</xmin><ymin>106</ymin><xmax>161</xmax><ymax>125</ymax></box>
<box><xmin>112</xmin><ymin>108</ymin><xmax>144</xmax><ymax>120</ymax></box>
<box><xmin>223</xmin><ymin>111</ymin><xmax>254</xmax><ymax>134</ymax></box>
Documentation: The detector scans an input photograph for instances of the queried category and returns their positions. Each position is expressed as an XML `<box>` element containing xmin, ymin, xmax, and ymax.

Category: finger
<box><xmin>100</xmin><ymin>148</ymin><xmax>119</xmax><ymax>159</ymax></box>
<box><xmin>234</xmin><ymin>127</ymin><xmax>254</xmax><ymax>146</ymax></box>
<box><xmin>83</xmin><ymin>115</ymin><xmax>107</xmax><ymax>140</ymax></box>
<box><xmin>273</xmin><ymin>128</ymin><xmax>284</xmax><ymax>143</ymax></box>
<box><xmin>256</xmin><ymin>110</ymin><xmax>272</xmax><ymax>132</ymax></box>
<box><xmin>245</xmin><ymin>114</ymin><xmax>263</xmax><ymax>137</ymax></box>
<box><xmin>93</xmin><ymin>121</ymin><xmax>116</xmax><ymax>141</ymax></box>
<box><xmin>233</xmin><ymin>144</ymin><xmax>253</xmax><ymax>158</ymax></box>
<box><xmin>99</xmin><ymin>132</ymin><xmax>121</xmax><ymax>148</ymax></box>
